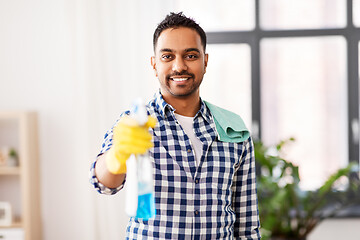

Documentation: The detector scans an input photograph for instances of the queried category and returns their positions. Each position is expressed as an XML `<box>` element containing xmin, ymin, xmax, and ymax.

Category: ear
<box><xmin>204</xmin><ymin>53</ymin><xmax>209</xmax><ymax>72</ymax></box>
<box><xmin>151</xmin><ymin>56</ymin><xmax>158</xmax><ymax>77</ymax></box>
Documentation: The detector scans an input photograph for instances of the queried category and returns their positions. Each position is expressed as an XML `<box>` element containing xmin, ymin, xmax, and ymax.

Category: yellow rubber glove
<box><xmin>106</xmin><ymin>115</ymin><xmax>157</xmax><ymax>175</ymax></box>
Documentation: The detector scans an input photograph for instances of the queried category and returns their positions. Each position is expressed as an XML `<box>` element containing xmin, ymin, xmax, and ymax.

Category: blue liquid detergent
<box><xmin>136</xmin><ymin>193</ymin><xmax>156</xmax><ymax>219</ymax></box>
<box><xmin>126</xmin><ymin>99</ymin><xmax>156</xmax><ymax>220</ymax></box>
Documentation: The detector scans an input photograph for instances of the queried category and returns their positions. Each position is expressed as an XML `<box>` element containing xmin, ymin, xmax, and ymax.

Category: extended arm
<box><xmin>90</xmin><ymin>115</ymin><xmax>156</xmax><ymax>193</ymax></box>
<box><xmin>94</xmin><ymin>152</ymin><xmax>126</xmax><ymax>189</ymax></box>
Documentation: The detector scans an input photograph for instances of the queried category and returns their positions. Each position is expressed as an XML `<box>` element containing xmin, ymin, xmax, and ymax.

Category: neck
<box><xmin>162</xmin><ymin>92</ymin><xmax>201</xmax><ymax>117</ymax></box>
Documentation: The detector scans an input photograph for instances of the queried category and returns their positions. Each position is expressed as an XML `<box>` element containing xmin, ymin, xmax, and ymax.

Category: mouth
<box><xmin>170</xmin><ymin>77</ymin><xmax>190</xmax><ymax>82</ymax></box>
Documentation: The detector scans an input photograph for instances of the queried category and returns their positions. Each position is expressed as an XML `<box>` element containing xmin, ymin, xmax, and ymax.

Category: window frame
<box><xmin>206</xmin><ymin>0</ymin><xmax>360</xmax><ymax>167</ymax></box>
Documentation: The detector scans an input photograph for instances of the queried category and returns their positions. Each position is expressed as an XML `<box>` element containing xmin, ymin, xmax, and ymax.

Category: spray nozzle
<box><xmin>130</xmin><ymin>98</ymin><xmax>148</xmax><ymax>126</ymax></box>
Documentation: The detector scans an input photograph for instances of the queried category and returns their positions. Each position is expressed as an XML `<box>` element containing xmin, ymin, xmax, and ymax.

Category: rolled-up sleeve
<box><xmin>89</xmin><ymin>120</ymin><xmax>125</xmax><ymax>195</ymax></box>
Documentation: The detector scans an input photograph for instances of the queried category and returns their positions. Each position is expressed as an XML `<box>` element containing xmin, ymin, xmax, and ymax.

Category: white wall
<box><xmin>0</xmin><ymin>1</ymin><xmax>172</xmax><ymax>239</ymax></box>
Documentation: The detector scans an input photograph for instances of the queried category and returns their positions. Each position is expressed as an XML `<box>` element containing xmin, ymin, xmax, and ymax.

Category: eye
<box><xmin>185</xmin><ymin>54</ymin><xmax>199</xmax><ymax>60</ymax></box>
<box><xmin>161</xmin><ymin>54</ymin><xmax>173</xmax><ymax>61</ymax></box>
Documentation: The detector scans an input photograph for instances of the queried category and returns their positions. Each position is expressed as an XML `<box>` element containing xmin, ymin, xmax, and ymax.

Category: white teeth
<box><xmin>172</xmin><ymin>78</ymin><xmax>188</xmax><ymax>82</ymax></box>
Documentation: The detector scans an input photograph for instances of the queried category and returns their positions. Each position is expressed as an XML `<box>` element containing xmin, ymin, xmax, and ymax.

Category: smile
<box><xmin>171</xmin><ymin>77</ymin><xmax>189</xmax><ymax>82</ymax></box>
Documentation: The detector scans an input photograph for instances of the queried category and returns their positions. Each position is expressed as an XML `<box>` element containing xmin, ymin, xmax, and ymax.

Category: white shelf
<box><xmin>0</xmin><ymin>219</ymin><xmax>22</xmax><ymax>228</ymax></box>
<box><xmin>0</xmin><ymin>166</ymin><xmax>21</xmax><ymax>175</ymax></box>
<box><xmin>0</xmin><ymin>112</ymin><xmax>42</xmax><ymax>240</ymax></box>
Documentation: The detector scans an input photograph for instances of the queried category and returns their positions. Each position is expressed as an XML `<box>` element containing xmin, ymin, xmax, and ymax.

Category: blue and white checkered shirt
<box><xmin>90</xmin><ymin>92</ymin><xmax>261</xmax><ymax>239</ymax></box>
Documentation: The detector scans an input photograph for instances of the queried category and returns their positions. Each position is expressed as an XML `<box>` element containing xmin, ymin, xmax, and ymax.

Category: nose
<box><xmin>172</xmin><ymin>57</ymin><xmax>188</xmax><ymax>72</ymax></box>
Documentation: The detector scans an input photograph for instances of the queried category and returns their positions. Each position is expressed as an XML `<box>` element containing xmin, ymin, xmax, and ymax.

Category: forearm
<box><xmin>91</xmin><ymin>111</ymin><xmax>155</xmax><ymax>192</ymax></box>
<box><xmin>94</xmin><ymin>151</ymin><xmax>126</xmax><ymax>189</ymax></box>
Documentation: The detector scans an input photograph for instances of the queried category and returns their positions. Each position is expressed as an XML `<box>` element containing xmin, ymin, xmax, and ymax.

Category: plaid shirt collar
<box><xmin>152</xmin><ymin>90</ymin><xmax>212</xmax><ymax>124</ymax></box>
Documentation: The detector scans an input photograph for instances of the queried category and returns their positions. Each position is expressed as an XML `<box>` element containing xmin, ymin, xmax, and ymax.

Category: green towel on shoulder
<box><xmin>204</xmin><ymin>101</ymin><xmax>249</xmax><ymax>143</ymax></box>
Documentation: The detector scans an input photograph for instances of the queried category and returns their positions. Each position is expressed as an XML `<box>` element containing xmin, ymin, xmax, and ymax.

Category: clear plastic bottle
<box><xmin>125</xmin><ymin>99</ymin><xmax>156</xmax><ymax>220</ymax></box>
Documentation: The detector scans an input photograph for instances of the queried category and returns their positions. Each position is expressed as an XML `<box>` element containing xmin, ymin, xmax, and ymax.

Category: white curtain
<box><xmin>0</xmin><ymin>0</ymin><xmax>175</xmax><ymax>239</ymax></box>
<box><xmin>73</xmin><ymin>1</ymin><xmax>175</xmax><ymax>239</ymax></box>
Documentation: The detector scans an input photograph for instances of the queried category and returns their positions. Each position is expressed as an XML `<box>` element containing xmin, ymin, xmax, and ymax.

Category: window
<box><xmin>261</xmin><ymin>37</ymin><xmax>348</xmax><ymax>189</ymax></box>
<box><xmin>205</xmin><ymin>0</ymin><xmax>360</xmax><ymax>190</ymax></box>
<box><xmin>201</xmin><ymin>44</ymin><xmax>252</xmax><ymax>129</ymax></box>
<box><xmin>260</xmin><ymin>0</ymin><xmax>346</xmax><ymax>30</ymax></box>
<box><xmin>172</xmin><ymin>0</ymin><xmax>255</xmax><ymax>31</ymax></box>
<box><xmin>355</xmin><ymin>0</ymin><xmax>360</xmax><ymax>27</ymax></box>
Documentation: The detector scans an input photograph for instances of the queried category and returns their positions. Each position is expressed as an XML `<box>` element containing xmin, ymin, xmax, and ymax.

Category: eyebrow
<box><xmin>159</xmin><ymin>48</ymin><xmax>201</xmax><ymax>53</ymax></box>
<box><xmin>185</xmin><ymin>48</ymin><xmax>200</xmax><ymax>53</ymax></box>
<box><xmin>159</xmin><ymin>48</ymin><xmax>173</xmax><ymax>53</ymax></box>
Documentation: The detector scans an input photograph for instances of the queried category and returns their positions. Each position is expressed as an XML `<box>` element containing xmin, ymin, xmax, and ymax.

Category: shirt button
<box><xmin>195</xmin><ymin>210</ymin><xmax>199</xmax><ymax>215</ymax></box>
<box><xmin>195</xmin><ymin>179</ymin><xmax>199</xmax><ymax>184</ymax></box>
<box><xmin>187</xmin><ymin>149</ymin><xmax>191</xmax><ymax>153</ymax></box>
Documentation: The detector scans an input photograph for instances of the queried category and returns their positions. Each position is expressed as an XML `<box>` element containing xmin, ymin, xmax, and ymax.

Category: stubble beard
<box><xmin>161</xmin><ymin>75</ymin><xmax>203</xmax><ymax>98</ymax></box>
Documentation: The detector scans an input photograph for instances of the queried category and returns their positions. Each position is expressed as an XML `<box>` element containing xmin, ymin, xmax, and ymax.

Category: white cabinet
<box><xmin>0</xmin><ymin>228</ymin><xmax>24</xmax><ymax>240</ymax></box>
<box><xmin>0</xmin><ymin>112</ymin><xmax>41</xmax><ymax>240</ymax></box>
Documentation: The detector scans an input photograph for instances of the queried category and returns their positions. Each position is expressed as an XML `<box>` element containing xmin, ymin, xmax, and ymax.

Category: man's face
<box><xmin>151</xmin><ymin>27</ymin><xmax>208</xmax><ymax>101</ymax></box>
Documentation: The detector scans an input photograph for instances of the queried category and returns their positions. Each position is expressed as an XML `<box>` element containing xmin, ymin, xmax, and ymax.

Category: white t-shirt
<box><xmin>174</xmin><ymin>113</ymin><xmax>203</xmax><ymax>166</ymax></box>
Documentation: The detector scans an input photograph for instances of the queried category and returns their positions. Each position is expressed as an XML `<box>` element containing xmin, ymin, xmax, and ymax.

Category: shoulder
<box><xmin>203</xmin><ymin>100</ymin><xmax>250</xmax><ymax>143</ymax></box>
<box><xmin>204</xmin><ymin>101</ymin><xmax>240</xmax><ymax>118</ymax></box>
<box><xmin>203</xmin><ymin>100</ymin><xmax>248</xmax><ymax>130</ymax></box>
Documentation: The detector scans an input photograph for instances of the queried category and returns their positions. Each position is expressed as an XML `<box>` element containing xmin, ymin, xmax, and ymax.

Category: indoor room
<box><xmin>0</xmin><ymin>0</ymin><xmax>359</xmax><ymax>239</ymax></box>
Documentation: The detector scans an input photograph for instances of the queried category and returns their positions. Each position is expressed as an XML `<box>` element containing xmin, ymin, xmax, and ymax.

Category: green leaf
<box><xmin>255</xmin><ymin>138</ymin><xmax>360</xmax><ymax>239</ymax></box>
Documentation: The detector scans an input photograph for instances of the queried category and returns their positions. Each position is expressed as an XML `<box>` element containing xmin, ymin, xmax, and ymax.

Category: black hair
<box><xmin>153</xmin><ymin>12</ymin><xmax>207</xmax><ymax>52</ymax></box>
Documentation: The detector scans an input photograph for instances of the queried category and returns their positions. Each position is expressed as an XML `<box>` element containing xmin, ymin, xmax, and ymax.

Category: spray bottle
<box><xmin>125</xmin><ymin>99</ymin><xmax>156</xmax><ymax>220</ymax></box>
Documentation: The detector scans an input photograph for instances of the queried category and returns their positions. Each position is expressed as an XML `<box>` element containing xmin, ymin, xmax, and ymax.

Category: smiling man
<box><xmin>151</xmin><ymin>26</ymin><xmax>208</xmax><ymax>117</ymax></box>
<box><xmin>90</xmin><ymin>12</ymin><xmax>261</xmax><ymax>239</ymax></box>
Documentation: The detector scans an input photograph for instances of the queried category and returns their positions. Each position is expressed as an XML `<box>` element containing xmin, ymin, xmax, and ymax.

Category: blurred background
<box><xmin>0</xmin><ymin>0</ymin><xmax>359</xmax><ymax>239</ymax></box>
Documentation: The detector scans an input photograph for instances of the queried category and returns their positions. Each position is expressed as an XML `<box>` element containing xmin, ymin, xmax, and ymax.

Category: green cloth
<box><xmin>204</xmin><ymin>101</ymin><xmax>249</xmax><ymax>143</ymax></box>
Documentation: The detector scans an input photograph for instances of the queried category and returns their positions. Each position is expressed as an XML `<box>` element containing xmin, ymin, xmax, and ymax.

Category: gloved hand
<box><xmin>105</xmin><ymin>115</ymin><xmax>156</xmax><ymax>175</ymax></box>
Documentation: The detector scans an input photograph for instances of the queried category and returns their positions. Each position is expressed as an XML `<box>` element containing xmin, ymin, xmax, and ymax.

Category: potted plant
<box><xmin>7</xmin><ymin>148</ymin><xmax>19</xmax><ymax>167</ymax></box>
<box><xmin>255</xmin><ymin>138</ymin><xmax>360</xmax><ymax>240</ymax></box>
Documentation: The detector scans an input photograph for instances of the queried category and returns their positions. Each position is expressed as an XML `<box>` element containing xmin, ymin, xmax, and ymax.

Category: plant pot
<box><xmin>7</xmin><ymin>156</ymin><xmax>18</xmax><ymax>167</ymax></box>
